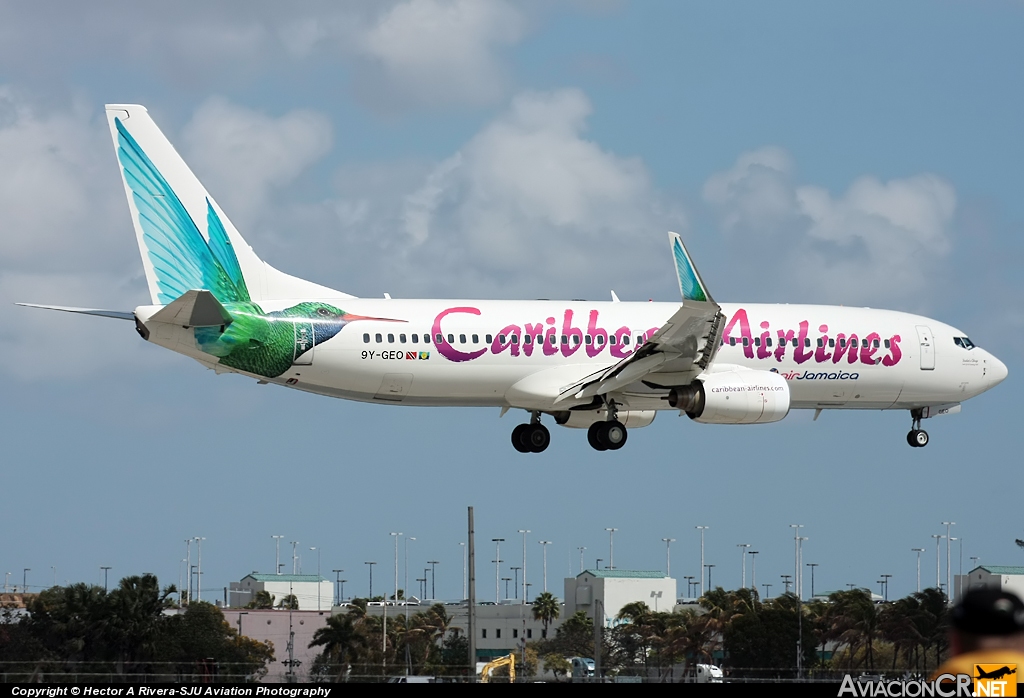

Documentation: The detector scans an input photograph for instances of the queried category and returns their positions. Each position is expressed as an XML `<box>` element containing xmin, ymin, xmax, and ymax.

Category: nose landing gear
<box><xmin>907</xmin><ymin>409</ymin><xmax>929</xmax><ymax>448</ymax></box>
<box><xmin>511</xmin><ymin>412</ymin><xmax>550</xmax><ymax>453</ymax></box>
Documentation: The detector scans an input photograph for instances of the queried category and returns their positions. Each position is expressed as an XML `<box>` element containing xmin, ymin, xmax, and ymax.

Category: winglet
<box><xmin>668</xmin><ymin>232</ymin><xmax>713</xmax><ymax>303</ymax></box>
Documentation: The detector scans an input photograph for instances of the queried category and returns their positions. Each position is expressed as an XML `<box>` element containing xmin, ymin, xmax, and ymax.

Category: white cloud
<box><xmin>353</xmin><ymin>0</ymin><xmax>527</xmax><ymax>109</ymax></box>
<box><xmin>180</xmin><ymin>97</ymin><xmax>333</xmax><ymax>227</ymax></box>
<box><xmin>702</xmin><ymin>147</ymin><xmax>956</xmax><ymax>305</ymax></box>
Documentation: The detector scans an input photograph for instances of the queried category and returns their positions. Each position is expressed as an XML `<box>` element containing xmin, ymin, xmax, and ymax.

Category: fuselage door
<box><xmin>375</xmin><ymin>373</ymin><xmax>414</xmax><ymax>402</ymax></box>
<box><xmin>293</xmin><ymin>321</ymin><xmax>314</xmax><ymax>366</ymax></box>
<box><xmin>916</xmin><ymin>325</ymin><xmax>934</xmax><ymax>370</ymax></box>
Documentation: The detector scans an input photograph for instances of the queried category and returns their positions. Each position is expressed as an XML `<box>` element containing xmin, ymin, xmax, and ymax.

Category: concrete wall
<box><xmin>224</xmin><ymin>609</ymin><xmax>330</xmax><ymax>682</ymax></box>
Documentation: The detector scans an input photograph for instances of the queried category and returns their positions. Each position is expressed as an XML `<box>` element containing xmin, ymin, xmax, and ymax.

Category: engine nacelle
<box><xmin>554</xmin><ymin>410</ymin><xmax>657</xmax><ymax>429</ymax></box>
<box><xmin>668</xmin><ymin>370</ymin><xmax>790</xmax><ymax>424</ymax></box>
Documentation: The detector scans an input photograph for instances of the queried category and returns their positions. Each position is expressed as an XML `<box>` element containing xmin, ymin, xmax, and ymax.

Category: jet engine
<box><xmin>668</xmin><ymin>370</ymin><xmax>790</xmax><ymax>424</ymax></box>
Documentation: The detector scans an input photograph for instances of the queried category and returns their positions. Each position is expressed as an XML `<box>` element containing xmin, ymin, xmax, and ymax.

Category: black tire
<box><xmin>526</xmin><ymin>424</ymin><xmax>550</xmax><ymax>453</ymax></box>
<box><xmin>587</xmin><ymin>422</ymin><xmax>607</xmax><ymax>451</ymax></box>
<box><xmin>604</xmin><ymin>421</ymin><xmax>627</xmax><ymax>450</ymax></box>
<box><xmin>512</xmin><ymin>424</ymin><xmax>531</xmax><ymax>453</ymax></box>
<box><xmin>907</xmin><ymin>430</ymin><xmax>917</xmax><ymax>447</ymax></box>
<box><xmin>913</xmin><ymin>429</ymin><xmax>929</xmax><ymax>448</ymax></box>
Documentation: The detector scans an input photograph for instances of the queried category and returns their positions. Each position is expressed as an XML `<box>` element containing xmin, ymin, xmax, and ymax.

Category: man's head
<box><xmin>950</xmin><ymin>588</ymin><xmax>1024</xmax><ymax>654</ymax></box>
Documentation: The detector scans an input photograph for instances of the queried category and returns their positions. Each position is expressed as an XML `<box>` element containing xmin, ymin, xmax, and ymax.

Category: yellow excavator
<box><xmin>480</xmin><ymin>653</ymin><xmax>516</xmax><ymax>683</ymax></box>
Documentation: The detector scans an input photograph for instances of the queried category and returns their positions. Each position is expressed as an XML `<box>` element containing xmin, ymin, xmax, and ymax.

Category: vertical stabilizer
<box><xmin>105</xmin><ymin>104</ymin><xmax>352</xmax><ymax>305</ymax></box>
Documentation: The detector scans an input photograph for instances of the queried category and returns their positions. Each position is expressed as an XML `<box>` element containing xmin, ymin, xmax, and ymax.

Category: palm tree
<box><xmin>532</xmin><ymin>592</ymin><xmax>560</xmax><ymax>637</ymax></box>
<box><xmin>309</xmin><ymin>612</ymin><xmax>369</xmax><ymax>681</ymax></box>
<box><xmin>277</xmin><ymin>594</ymin><xmax>299</xmax><ymax>610</ymax></box>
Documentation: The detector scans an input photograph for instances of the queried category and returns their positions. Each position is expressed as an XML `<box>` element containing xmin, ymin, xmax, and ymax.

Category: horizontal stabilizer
<box><xmin>15</xmin><ymin>303</ymin><xmax>134</xmax><ymax>321</ymax></box>
<box><xmin>149</xmin><ymin>290</ymin><xmax>232</xmax><ymax>327</ymax></box>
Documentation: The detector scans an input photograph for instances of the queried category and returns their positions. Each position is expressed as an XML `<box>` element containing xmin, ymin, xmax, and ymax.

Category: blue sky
<box><xmin>1</xmin><ymin>0</ymin><xmax>1022</xmax><ymax>603</ymax></box>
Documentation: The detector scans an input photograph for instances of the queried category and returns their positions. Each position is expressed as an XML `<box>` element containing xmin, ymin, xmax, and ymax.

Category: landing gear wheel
<box><xmin>525</xmin><ymin>424</ymin><xmax>550</xmax><ymax>453</ymax></box>
<box><xmin>587</xmin><ymin>422</ymin><xmax>608</xmax><ymax>451</ymax></box>
<box><xmin>603</xmin><ymin>421</ymin><xmax>628</xmax><ymax>450</ymax></box>
<box><xmin>511</xmin><ymin>424</ymin><xmax>531</xmax><ymax>453</ymax></box>
<box><xmin>907</xmin><ymin>429</ymin><xmax>929</xmax><ymax>448</ymax></box>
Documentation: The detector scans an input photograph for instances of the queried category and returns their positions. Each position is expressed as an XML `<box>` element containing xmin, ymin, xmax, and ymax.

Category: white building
<box><xmin>564</xmin><ymin>570</ymin><xmax>677</xmax><ymax>626</ymax></box>
<box><xmin>954</xmin><ymin>565</ymin><xmax>1024</xmax><ymax>603</ymax></box>
<box><xmin>229</xmin><ymin>573</ymin><xmax>333</xmax><ymax>611</ymax></box>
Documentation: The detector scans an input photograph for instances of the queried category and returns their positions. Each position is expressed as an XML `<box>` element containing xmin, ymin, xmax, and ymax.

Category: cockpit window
<box><xmin>954</xmin><ymin>337</ymin><xmax>975</xmax><ymax>350</ymax></box>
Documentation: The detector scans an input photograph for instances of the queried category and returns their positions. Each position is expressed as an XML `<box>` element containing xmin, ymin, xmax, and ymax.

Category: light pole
<box><xmin>696</xmin><ymin>526</ymin><xmax>709</xmax><ymax>596</ymax></box>
<box><xmin>789</xmin><ymin>525</ymin><xmax>804</xmax><ymax>598</ymax></box>
<box><xmin>100</xmin><ymin>566</ymin><xmax>110</xmax><ymax>592</ymax></box>
<box><xmin>51</xmin><ymin>566</ymin><xmax>56</xmax><ymax>588</ymax></box>
<box><xmin>662</xmin><ymin>538</ymin><xmax>676</xmax><ymax>577</ymax></box>
<box><xmin>931</xmin><ymin>534</ymin><xmax>945</xmax><ymax>590</ymax></box>
<box><xmin>310</xmin><ymin>547</ymin><xmax>322</xmax><ymax>610</ymax></box>
<box><xmin>273</xmin><ymin>535</ymin><xmax>284</xmax><ymax>575</ymax></box>
<box><xmin>806</xmin><ymin>563</ymin><xmax>818</xmax><ymax>598</ymax></box>
<box><xmin>578</xmin><ymin>547</ymin><xmax>586</xmax><ymax>574</ymax></box>
<box><xmin>881</xmin><ymin>574</ymin><xmax>892</xmax><ymax>602</ymax></box>
<box><xmin>184</xmin><ymin>539</ymin><xmax>191</xmax><ymax>603</ymax></box>
<box><xmin>605</xmin><ymin>528</ymin><xmax>618</xmax><ymax>570</ymax></box>
<box><xmin>390</xmin><ymin>532</ymin><xmax>402</xmax><ymax>602</ymax></box>
<box><xmin>942</xmin><ymin>522</ymin><xmax>955</xmax><ymax>605</ymax></box>
<box><xmin>596</xmin><ymin>559</ymin><xmax>602</xmax><ymax>570</ymax></box>
<box><xmin>737</xmin><ymin>544</ymin><xmax>750</xmax><ymax>588</ymax></box>
<box><xmin>970</xmin><ymin>556</ymin><xmax>980</xmax><ymax>571</ymax></box>
<box><xmin>405</xmin><ymin>537</ymin><xmax>415</xmax><ymax>608</ymax></box>
<box><xmin>195</xmin><ymin>537</ymin><xmax>206</xmax><ymax>602</ymax></box>
<box><xmin>684</xmin><ymin>576</ymin><xmax>695</xmax><ymax>598</ymax></box>
<box><xmin>339</xmin><ymin>578</ymin><xmax>346</xmax><ymax>601</ymax></box>
<box><xmin>781</xmin><ymin>574</ymin><xmax>792</xmax><ymax>594</ymax></box>
<box><xmin>332</xmin><ymin>569</ymin><xmax>344</xmax><ymax>605</ymax></box>
<box><xmin>503</xmin><ymin>577</ymin><xmax>511</xmax><ymax>599</ymax></box>
<box><xmin>763</xmin><ymin>583</ymin><xmax>772</xmax><ymax>600</ymax></box>
<box><xmin>539</xmin><ymin>541</ymin><xmax>552</xmax><ymax>592</ymax></box>
<box><xmin>749</xmin><ymin>551</ymin><xmax>759</xmax><ymax>590</ymax></box>
<box><xmin>460</xmin><ymin>542</ymin><xmax>467</xmax><ymax>600</ymax></box>
<box><xmin>511</xmin><ymin>567</ymin><xmax>521</xmax><ymax>599</ymax></box>
<box><xmin>492</xmin><ymin>539</ymin><xmax>504</xmax><ymax>604</ymax></box>
<box><xmin>3</xmin><ymin>572</ymin><xmax>9</xmax><ymax>593</ymax></box>
<box><xmin>912</xmin><ymin>548</ymin><xmax>925</xmax><ymax>593</ymax></box>
<box><xmin>704</xmin><ymin>564</ymin><xmax>715</xmax><ymax>591</ymax></box>
<box><xmin>518</xmin><ymin>530</ymin><xmax>530</xmax><ymax>604</ymax></box>
<box><xmin>365</xmin><ymin>561</ymin><xmax>376</xmax><ymax>599</ymax></box>
<box><xmin>428</xmin><ymin>561</ymin><xmax>439</xmax><ymax>600</ymax></box>
<box><xmin>291</xmin><ymin>541</ymin><xmax>299</xmax><ymax>575</ymax></box>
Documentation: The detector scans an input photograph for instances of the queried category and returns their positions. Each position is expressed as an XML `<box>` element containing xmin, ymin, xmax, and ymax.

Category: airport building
<box><xmin>954</xmin><ymin>565</ymin><xmax>1024</xmax><ymax>603</ymax></box>
<box><xmin>221</xmin><ymin>608</ymin><xmax>331</xmax><ymax>682</ymax></box>
<box><xmin>228</xmin><ymin>573</ymin><xmax>333</xmax><ymax>611</ymax></box>
<box><xmin>564</xmin><ymin>570</ymin><xmax>677</xmax><ymax>625</ymax></box>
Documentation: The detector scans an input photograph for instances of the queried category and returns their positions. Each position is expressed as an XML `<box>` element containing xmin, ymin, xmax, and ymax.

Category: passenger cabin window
<box><xmin>572</xmin><ymin>336</ymin><xmax>581</xmax><ymax>345</ymax></box>
<box><xmin>499</xmin><ymin>334</ymin><xmax>507</xmax><ymax>343</ymax></box>
<box><xmin>884</xmin><ymin>339</ymin><xmax>890</xmax><ymax>348</ymax></box>
<box><xmin>816</xmin><ymin>338</ymin><xmax>823</xmax><ymax>348</ymax></box>
<box><xmin>411</xmin><ymin>334</ymin><xmax>418</xmax><ymax>344</ymax></box>
<box><xmin>585</xmin><ymin>335</ymin><xmax>592</xmax><ymax>345</ymax></box>
<box><xmin>729</xmin><ymin>337</ymin><xmax>736</xmax><ymax>346</ymax></box>
<box><xmin>388</xmin><ymin>333</ymin><xmax>395</xmax><ymax>343</ymax></box>
<box><xmin>792</xmin><ymin>338</ymin><xmax>799</xmax><ymax>348</ymax></box>
<box><xmin>766</xmin><ymin>338</ymin><xmax>773</xmax><ymax>347</ymax></box>
<box><xmin>511</xmin><ymin>335</ymin><xmax>519</xmax><ymax>344</ymax></box>
<box><xmin>524</xmin><ymin>335</ymin><xmax>532</xmax><ymax>345</ymax></box>
<box><xmin>486</xmin><ymin>334</ymin><xmax>493</xmax><ymax>344</ymax></box>
<box><xmin>435</xmin><ymin>333</ymin><xmax>443</xmax><ymax>344</ymax></box>
<box><xmin>459</xmin><ymin>334</ymin><xmax>466</xmax><ymax>344</ymax></box>
<box><xmin>399</xmin><ymin>333</ymin><xmax>406</xmax><ymax>343</ymax></box>
<box><xmin>636</xmin><ymin>336</ymin><xmax>643</xmax><ymax>345</ymax></box>
<box><xmin>375</xmin><ymin>333</ymin><xmax>382</xmax><ymax>343</ymax></box>
<box><xmin>472</xmin><ymin>334</ymin><xmax>479</xmax><ymax>343</ymax></box>
<box><xmin>363</xmin><ymin>333</ymin><xmax>370</xmax><ymax>343</ymax></box>
<box><xmin>597</xmin><ymin>335</ymin><xmax>605</xmax><ymax>345</ymax></box>
<box><xmin>873</xmin><ymin>339</ymin><xmax>879</xmax><ymax>348</ymax></box>
<box><xmin>742</xmin><ymin>337</ymin><xmax>749</xmax><ymax>347</ymax></box>
<box><xmin>754</xmin><ymin>337</ymin><xmax>761</xmax><ymax>347</ymax></box>
<box><xmin>805</xmin><ymin>338</ymin><xmax>811</xmax><ymax>347</ymax></box>
<box><xmin>561</xmin><ymin>335</ymin><xmax>568</xmax><ymax>345</ymax></box>
<box><xmin>828</xmin><ymin>338</ymin><xmax>834</xmax><ymax>348</ymax></box>
<box><xmin>424</xmin><ymin>334</ymin><xmax>431</xmax><ymax>344</ymax></box>
<box><xmin>447</xmin><ymin>334</ymin><xmax>455</xmax><ymax>344</ymax></box>
<box><xmin>610</xmin><ymin>335</ymin><xmax>617</xmax><ymax>345</ymax></box>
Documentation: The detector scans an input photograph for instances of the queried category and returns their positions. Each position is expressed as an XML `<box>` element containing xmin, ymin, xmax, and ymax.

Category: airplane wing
<box><xmin>556</xmin><ymin>232</ymin><xmax>724</xmax><ymax>402</ymax></box>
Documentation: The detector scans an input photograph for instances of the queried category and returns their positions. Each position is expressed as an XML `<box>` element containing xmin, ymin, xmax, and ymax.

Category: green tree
<box><xmin>532</xmin><ymin>592</ymin><xmax>560</xmax><ymax>637</ymax></box>
<box><xmin>277</xmin><ymin>594</ymin><xmax>299</xmax><ymax>610</ymax></box>
<box><xmin>246</xmin><ymin>591</ymin><xmax>274</xmax><ymax>609</ymax></box>
<box><xmin>542</xmin><ymin>652</ymin><xmax>571</xmax><ymax>681</ymax></box>
<box><xmin>309</xmin><ymin>610</ymin><xmax>369</xmax><ymax>681</ymax></box>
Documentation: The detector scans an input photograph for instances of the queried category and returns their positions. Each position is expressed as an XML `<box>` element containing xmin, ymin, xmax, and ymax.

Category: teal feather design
<box><xmin>673</xmin><ymin>237</ymin><xmax>707</xmax><ymax>302</ymax></box>
<box><xmin>114</xmin><ymin>117</ymin><xmax>249</xmax><ymax>304</ymax></box>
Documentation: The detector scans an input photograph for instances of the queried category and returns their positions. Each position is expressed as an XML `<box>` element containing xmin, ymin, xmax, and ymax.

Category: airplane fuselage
<box><xmin>136</xmin><ymin>299</ymin><xmax>1004</xmax><ymax>415</ymax></box>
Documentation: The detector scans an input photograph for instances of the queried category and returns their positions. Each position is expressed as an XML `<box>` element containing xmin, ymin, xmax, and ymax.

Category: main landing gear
<box><xmin>512</xmin><ymin>412</ymin><xmax>550</xmax><ymax>453</ymax></box>
<box><xmin>907</xmin><ymin>409</ymin><xmax>929</xmax><ymax>448</ymax></box>
<box><xmin>587</xmin><ymin>399</ymin><xmax>627</xmax><ymax>451</ymax></box>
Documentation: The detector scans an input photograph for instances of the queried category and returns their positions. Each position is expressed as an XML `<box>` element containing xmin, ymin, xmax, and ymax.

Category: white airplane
<box><xmin>18</xmin><ymin>105</ymin><xmax>1008</xmax><ymax>452</ymax></box>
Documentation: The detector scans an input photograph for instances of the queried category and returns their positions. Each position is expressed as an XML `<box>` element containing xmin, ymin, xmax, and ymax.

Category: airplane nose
<box><xmin>988</xmin><ymin>353</ymin><xmax>1008</xmax><ymax>386</ymax></box>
